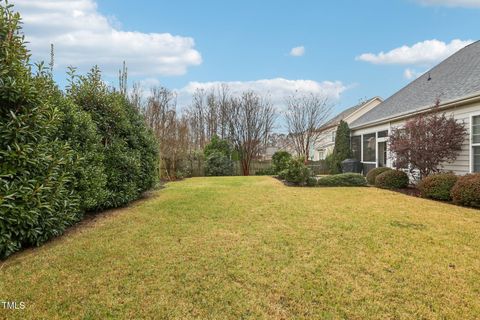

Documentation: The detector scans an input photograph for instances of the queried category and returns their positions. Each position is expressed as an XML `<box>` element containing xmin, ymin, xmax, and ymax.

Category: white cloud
<box><xmin>417</xmin><ymin>0</ymin><xmax>480</xmax><ymax>7</ymax></box>
<box><xmin>403</xmin><ymin>68</ymin><xmax>425</xmax><ymax>79</ymax></box>
<box><xmin>13</xmin><ymin>0</ymin><xmax>202</xmax><ymax>76</ymax></box>
<box><xmin>289</xmin><ymin>46</ymin><xmax>305</xmax><ymax>57</ymax></box>
<box><xmin>175</xmin><ymin>78</ymin><xmax>347</xmax><ymax>110</ymax></box>
<box><xmin>356</xmin><ymin>39</ymin><xmax>473</xmax><ymax>66</ymax></box>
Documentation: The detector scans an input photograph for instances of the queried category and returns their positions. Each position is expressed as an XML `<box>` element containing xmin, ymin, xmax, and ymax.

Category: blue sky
<box><xmin>13</xmin><ymin>0</ymin><xmax>480</xmax><ymax>118</ymax></box>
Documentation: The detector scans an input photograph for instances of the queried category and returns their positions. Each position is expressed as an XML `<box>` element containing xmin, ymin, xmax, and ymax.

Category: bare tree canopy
<box><xmin>229</xmin><ymin>91</ymin><xmax>276</xmax><ymax>175</ymax></box>
<box><xmin>284</xmin><ymin>93</ymin><xmax>332</xmax><ymax>161</ymax></box>
<box><xmin>389</xmin><ymin>101</ymin><xmax>467</xmax><ymax>179</ymax></box>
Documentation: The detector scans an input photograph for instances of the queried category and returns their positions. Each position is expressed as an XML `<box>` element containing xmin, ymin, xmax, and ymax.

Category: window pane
<box><xmin>351</xmin><ymin>136</ymin><xmax>361</xmax><ymax>161</ymax></box>
<box><xmin>363</xmin><ymin>133</ymin><xmax>376</xmax><ymax>162</ymax></box>
<box><xmin>377</xmin><ymin>130</ymin><xmax>388</xmax><ymax>138</ymax></box>
<box><xmin>473</xmin><ymin>115</ymin><xmax>480</xmax><ymax>126</ymax></box>
<box><xmin>474</xmin><ymin>146</ymin><xmax>480</xmax><ymax>173</ymax></box>
<box><xmin>473</xmin><ymin>125</ymin><xmax>480</xmax><ymax>135</ymax></box>
<box><xmin>473</xmin><ymin>133</ymin><xmax>480</xmax><ymax>144</ymax></box>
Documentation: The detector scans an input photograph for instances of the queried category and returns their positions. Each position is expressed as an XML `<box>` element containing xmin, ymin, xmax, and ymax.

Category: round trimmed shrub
<box><xmin>366</xmin><ymin>167</ymin><xmax>392</xmax><ymax>185</ymax></box>
<box><xmin>272</xmin><ymin>151</ymin><xmax>292</xmax><ymax>174</ymax></box>
<box><xmin>205</xmin><ymin>151</ymin><xmax>234</xmax><ymax>176</ymax></box>
<box><xmin>451</xmin><ymin>173</ymin><xmax>480</xmax><ymax>208</ymax></box>
<box><xmin>284</xmin><ymin>157</ymin><xmax>312</xmax><ymax>185</ymax></box>
<box><xmin>317</xmin><ymin>173</ymin><xmax>366</xmax><ymax>187</ymax></box>
<box><xmin>418</xmin><ymin>173</ymin><xmax>458</xmax><ymax>201</ymax></box>
<box><xmin>375</xmin><ymin>170</ymin><xmax>409</xmax><ymax>189</ymax></box>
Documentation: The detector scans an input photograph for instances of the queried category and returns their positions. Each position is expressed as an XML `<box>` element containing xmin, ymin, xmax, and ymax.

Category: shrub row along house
<box><xmin>314</xmin><ymin>40</ymin><xmax>480</xmax><ymax>176</ymax></box>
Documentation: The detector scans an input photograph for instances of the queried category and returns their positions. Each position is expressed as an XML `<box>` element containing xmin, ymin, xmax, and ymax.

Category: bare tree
<box><xmin>229</xmin><ymin>91</ymin><xmax>276</xmax><ymax>175</ymax></box>
<box><xmin>389</xmin><ymin>100</ymin><xmax>467</xmax><ymax>178</ymax></box>
<box><xmin>284</xmin><ymin>93</ymin><xmax>332</xmax><ymax>162</ymax></box>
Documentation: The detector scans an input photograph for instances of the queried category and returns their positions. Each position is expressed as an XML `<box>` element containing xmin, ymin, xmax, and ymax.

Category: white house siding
<box><xmin>311</xmin><ymin>128</ymin><xmax>336</xmax><ymax>160</ymax></box>
<box><xmin>351</xmin><ymin>101</ymin><xmax>480</xmax><ymax>176</ymax></box>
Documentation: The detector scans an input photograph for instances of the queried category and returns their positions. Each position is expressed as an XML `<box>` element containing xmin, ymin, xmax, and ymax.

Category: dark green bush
<box><xmin>272</xmin><ymin>151</ymin><xmax>292</xmax><ymax>174</ymax></box>
<box><xmin>375</xmin><ymin>170</ymin><xmax>409</xmax><ymax>189</ymax></box>
<box><xmin>306</xmin><ymin>176</ymin><xmax>318</xmax><ymax>187</ymax></box>
<box><xmin>67</xmin><ymin>68</ymin><xmax>158</xmax><ymax>208</ymax></box>
<box><xmin>255</xmin><ymin>167</ymin><xmax>276</xmax><ymax>176</ymax></box>
<box><xmin>366</xmin><ymin>167</ymin><xmax>392</xmax><ymax>185</ymax></box>
<box><xmin>0</xmin><ymin>5</ymin><xmax>80</xmax><ymax>258</ymax></box>
<box><xmin>418</xmin><ymin>173</ymin><xmax>458</xmax><ymax>201</ymax></box>
<box><xmin>205</xmin><ymin>151</ymin><xmax>234</xmax><ymax>176</ymax></box>
<box><xmin>329</xmin><ymin>121</ymin><xmax>352</xmax><ymax>174</ymax></box>
<box><xmin>317</xmin><ymin>173</ymin><xmax>366</xmax><ymax>187</ymax></box>
<box><xmin>283</xmin><ymin>157</ymin><xmax>312</xmax><ymax>185</ymax></box>
<box><xmin>451</xmin><ymin>173</ymin><xmax>480</xmax><ymax>208</ymax></box>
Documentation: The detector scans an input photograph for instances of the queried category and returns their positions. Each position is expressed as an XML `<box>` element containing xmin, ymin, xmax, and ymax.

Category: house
<box><xmin>349</xmin><ymin>40</ymin><xmax>480</xmax><ymax>175</ymax></box>
<box><xmin>310</xmin><ymin>97</ymin><xmax>383</xmax><ymax>161</ymax></box>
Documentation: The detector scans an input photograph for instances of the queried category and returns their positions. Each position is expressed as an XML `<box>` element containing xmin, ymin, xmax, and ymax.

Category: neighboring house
<box><xmin>311</xmin><ymin>97</ymin><xmax>383</xmax><ymax>161</ymax></box>
<box><xmin>350</xmin><ymin>40</ymin><xmax>480</xmax><ymax>175</ymax></box>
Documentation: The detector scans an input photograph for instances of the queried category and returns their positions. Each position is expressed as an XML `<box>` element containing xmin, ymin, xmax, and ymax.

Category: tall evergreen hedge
<box><xmin>0</xmin><ymin>2</ymin><xmax>159</xmax><ymax>258</ymax></box>
<box><xmin>0</xmin><ymin>4</ymin><xmax>80</xmax><ymax>258</ymax></box>
<box><xmin>329</xmin><ymin>120</ymin><xmax>352</xmax><ymax>174</ymax></box>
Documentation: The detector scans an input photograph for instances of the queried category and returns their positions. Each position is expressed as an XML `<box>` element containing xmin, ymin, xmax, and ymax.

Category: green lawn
<box><xmin>2</xmin><ymin>176</ymin><xmax>480</xmax><ymax>319</ymax></box>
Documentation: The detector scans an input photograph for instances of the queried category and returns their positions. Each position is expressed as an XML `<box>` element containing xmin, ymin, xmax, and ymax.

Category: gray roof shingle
<box><xmin>351</xmin><ymin>40</ymin><xmax>480</xmax><ymax>128</ymax></box>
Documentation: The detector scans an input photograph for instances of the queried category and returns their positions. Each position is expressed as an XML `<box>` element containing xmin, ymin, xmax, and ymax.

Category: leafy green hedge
<box><xmin>366</xmin><ymin>167</ymin><xmax>392</xmax><ymax>185</ymax></box>
<box><xmin>375</xmin><ymin>170</ymin><xmax>409</xmax><ymax>189</ymax></box>
<box><xmin>418</xmin><ymin>173</ymin><xmax>458</xmax><ymax>201</ymax></box>
<box><xmin>451</xmin><ymin>173</ymin><xmax>480</xmax><ymax>208</ymax></box>
<box><xmin>317</xmin><ymin>173</ymin><xmax>366</xmax><ymax>187</ymax></box>
<box><xmin>0</xmin><ymin>3</ymin><xmax>158</xmax><ymax>259</ymax></box>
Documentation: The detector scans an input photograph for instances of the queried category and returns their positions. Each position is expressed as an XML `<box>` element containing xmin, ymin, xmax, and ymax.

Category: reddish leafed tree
<box><xmin>389</xmin><ymin>100</ymin><xmax>467</xmax><ymax>179</ymax></box>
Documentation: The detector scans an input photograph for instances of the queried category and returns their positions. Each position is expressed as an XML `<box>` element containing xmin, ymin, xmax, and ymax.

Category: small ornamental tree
<box><xmin>271</xmin><ymin>151</ymin><xmax>292</xmax><ymax>174</ymax></box>
<box><xmin>204</xmin><ymin>135</ymin><xmax>234</xmax><ymax>176</ymax></box>
<box><xmin>329</xmin><ymin>120</ymin><xmax>352</xmax><ymax>174</ymax></box>
<box><xmin>389</xmin><ymin>101</ymin><xmax>467</xmax><ymax>179</ymax></box>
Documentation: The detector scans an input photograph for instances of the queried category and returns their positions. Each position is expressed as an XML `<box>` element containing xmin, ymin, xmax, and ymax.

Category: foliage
<box><xmin>375</xmin><ymin>170</ymin><xmax>409</xmax><ymax>189</ymax></box>
<box><xmin>67</xmin><ymin>68</ymin><xmax>158</xmax><ymax>209</ymax></box>
<box><xmin>205</xmin><ymin>151</ymin><xmax>234</xmax><ymax>176</ymax></box>
<box><xmin>204</xmin><ymin>135</ymin><xmax>232</xmax><ymax>158</ymax></box>
<box><xmin>0</xmin><ymin>3</ymin><xmax>80</xmax><ymax>258</ymax></box>
<box><xmin>317</xmin><ymin>173</ymin><xmax>366</xmax><ymax>187</ymax></box>
<box><xmin>366</xmin><ymin>167</ymin><xmax>392</xmax><ymax>185</ymax></box>
<box><xmin>325</xmin><ymin>153</ymin><xmax>336</xmax><ymax>174</ymax></box>
<box><xmin>329</xmin><ymin>121</ymin><xmax>352</xmax><ymax>174</ymax></box>
<box><xmin>306</xmin><ymin>176</ymin><xmax>318</xmax><ymax>186</ymax></box>
<box><xmin>255</xmin><ymin>167</ymin><xmax>276</xmax><ymax>176</ymax></box>
<box><xmin>389</xmin><ymin>101</ymin><xmax>467</xmax><ymax>178</ymax></box>
<box><xmin>271</xmin><ymin>151</ymin><xmax>292</xmax><ymax>174</ymax></box>
<box><xmin>283</xmin><ymin>157</ymin><xmax>312</xmax><ymax>185</ymax></box>
<box><xmin>418</xmin><ymin>173</ymin><xmax>458</xmax><ymax>201</ymax></box>
<box><xmin>451</xmin><ymin>173</ymin><xmax>480</xmax><ymax>208</ymax></box>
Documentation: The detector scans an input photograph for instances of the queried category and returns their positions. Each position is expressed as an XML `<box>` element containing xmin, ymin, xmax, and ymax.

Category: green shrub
<box><xmin>329</xmin><ymin>121</ymin><xmax>353</xmax><ymax>174</ymax></box>
<box><xmin>205</xmin><ymin>151</ymin><xmax>234</xmax><ymax>176</ymax></box>
<box><xmin>375</xmin><ymin>170</ymin><xmax>409</xmax><ymax>189</ymax></box>
<box><xmin>418</xmin><ymin>173</ymin><xmax>458</xmax><ymax>201</ymax></box>
<box><xmin>0</xmin><ymin>5</ymin><xmax>80</xmax><ymax>258</ymax></box>
<box><xmin>317</xmin><ymin>173</ymin><xmax>366</xmax><ymax>187</ymax></box>
<box><xmin>366</xmin><ymin>167</ymin><xmax>392</xmax><ymax>185</ymax></box>
<box><xmin>283</xmin><ymin>157</ymin><xmax>312</xmax><ymax>185</ymax></box>
<box><xmin>306</xmin><ymin>176</ymin><xmax>318</xmax><ymax>187</ymax></box>
<box><xmin>278</xmin><ymin>169</ymin><xmax>288</xmax><ymax>180</ymax></box>
<box><xmin>272</xmin><ymin>151</ymin><xmax>292</xmax><ymax>174</ymax></box>
<box><xmin>67</xmin><ymin>67</ymin><xmax>158</xmax><ymax>209</ymax></box>
<box><xmin>451</xmin><ymin>173</ymin><xmax>480</xmax><ymax>208</ymax></box>
<box><xmin>255</xmin><ymin>167</ymin><xmax>276</xmax><ymax>176</ymax></box>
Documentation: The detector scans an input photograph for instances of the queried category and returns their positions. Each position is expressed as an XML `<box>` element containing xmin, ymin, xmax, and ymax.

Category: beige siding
<box><xmin>351</xmin><ymin>101</ymin><xmax>480</xmax><ymax>175</ymax></box>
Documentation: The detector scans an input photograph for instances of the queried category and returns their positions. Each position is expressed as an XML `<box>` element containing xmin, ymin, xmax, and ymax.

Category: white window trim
<box><xmin>361</xmin><ymin>132</ymin><xmax>377</xmax><ymax>164</ymax></box>
<box><xmin>470</xmin><ymin>113</ymin><xmax>480</xmax><ymax>173</ymax></box>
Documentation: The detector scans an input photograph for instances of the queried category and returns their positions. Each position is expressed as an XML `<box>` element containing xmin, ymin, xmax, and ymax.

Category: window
<box><xmin>317</xmin><ymin>149</ymin><xmax>325</xmax><ymax>160</ymax></box>
<box><xmin>473</xmin><ymin>115</ymin><xmax>480</xmax><ymax>172</ymax></box>
<box><xmin>351</xmin><ymin>136</ymin><xmax>361</xmax><ymax>161</ymax></box>
<box><xmin>377</xmin><ymin>130</ymin><xmax>388</xmax><ymax>138</ymax></box>
<box><xmin>331</xmin><ymin>131</ymin><xmax>336</xmax><ymax>143</ymax></box>
<box><xmin>363</xmin><ymin>133</ymin><xmax>376</xmax><ymax>162</ymax></box>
